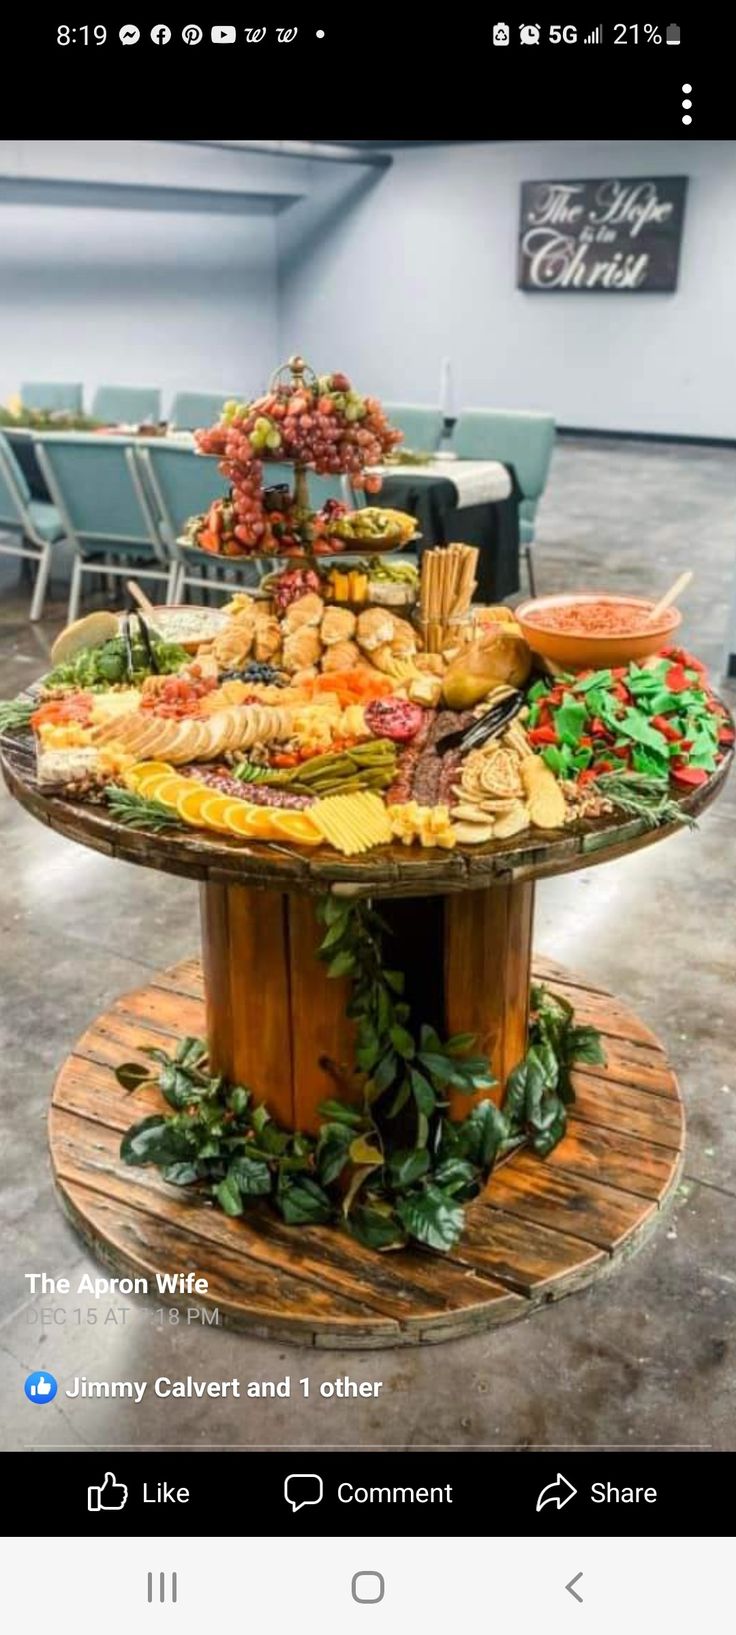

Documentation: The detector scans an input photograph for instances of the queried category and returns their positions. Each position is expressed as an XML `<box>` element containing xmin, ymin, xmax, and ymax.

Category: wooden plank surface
<box><xmin>49</xmin><ymin>954</ymin><xmax>683</xmax><ymax>1346</ymax></box>
<box><xmin>3</xmin><ymin>719</ymin><xmax>730</xmax><ymax>899</ymax></box>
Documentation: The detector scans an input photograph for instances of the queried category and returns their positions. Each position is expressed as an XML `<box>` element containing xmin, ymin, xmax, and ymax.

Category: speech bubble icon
<box><xmin>284</xmin><ymin>1473</ymin><xmax>324</xmax><ymax>1513</ymax></box>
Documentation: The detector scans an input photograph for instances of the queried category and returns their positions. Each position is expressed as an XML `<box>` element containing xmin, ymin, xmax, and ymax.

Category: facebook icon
<box><xmin>150</xmin><ymin>24</ymin><xmax>172</xmax><ymax>43</ymax></box>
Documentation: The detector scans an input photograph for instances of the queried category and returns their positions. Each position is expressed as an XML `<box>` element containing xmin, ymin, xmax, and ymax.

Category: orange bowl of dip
<box><xmin>515</xmin><ymin>593</ymin><xmax>682</xmax><ymax>670</ymax></box>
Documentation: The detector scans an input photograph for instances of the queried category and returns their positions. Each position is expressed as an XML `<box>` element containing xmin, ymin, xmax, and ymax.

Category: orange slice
<box><xmin>176</xmin><ymin>784</ymin><xmax>216</xmax><ymax>827</ymax></box>
<box><xmin>224</xmin><ymin>802</ymin><xmax>277</xmax><ymax>840</ymax></box>
<box><xmin>152</xmin><ymin>774</ymin><xmax>191</xmax><ymax>808</ymax></box>
<box><xmin>200</xmin><ymin>794</ymin><xmax>244</xmax><ymax>834</ymax></box>
<box><xmin>126</xmin><ymin>760</ymin><xmax>173</xmax><ymax>790</ymax></box>
<box><xmin>135</xmin><ymin>769</ymin><xmax>180</xmax><ymax>800</ymax></box>
<box><xmin>269</xmin><ymin>809</ymin><xmax>322</xmax><ymax>846</ymax></box>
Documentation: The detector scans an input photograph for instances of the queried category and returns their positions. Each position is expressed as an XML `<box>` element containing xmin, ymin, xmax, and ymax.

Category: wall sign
<box><xmin>518</xmin><ymin>177</ymin><xmax>688</xmax><ymax>293</ymax></box>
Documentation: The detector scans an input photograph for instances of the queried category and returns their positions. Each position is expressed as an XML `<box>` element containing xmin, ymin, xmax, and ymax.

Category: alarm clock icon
<box><xmin>519</xmin><ymin>23</ymin><xmax>541</xmax><ymax>43</ymax></box>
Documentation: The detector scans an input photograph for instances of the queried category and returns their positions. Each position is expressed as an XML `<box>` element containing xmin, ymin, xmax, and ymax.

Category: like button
<box><xmin>88</xmin><ymin>1472</ymin><xmax>129</xmax><ymax>1512</ymax></box>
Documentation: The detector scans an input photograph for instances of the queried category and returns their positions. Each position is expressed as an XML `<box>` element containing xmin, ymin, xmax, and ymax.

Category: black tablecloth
<box><xmin>378</xmin><ymin>466</ymin><xmax>520</xmax><ymax>602</ymax></box>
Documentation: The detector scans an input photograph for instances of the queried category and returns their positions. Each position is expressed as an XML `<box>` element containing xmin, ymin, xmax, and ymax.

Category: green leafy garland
<box><xmin>117</xmin><ymin>896</ymin><xmax>605</xmax><ymax>1252</ymax></box>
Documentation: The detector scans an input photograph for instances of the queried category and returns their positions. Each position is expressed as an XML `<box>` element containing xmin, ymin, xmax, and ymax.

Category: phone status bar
<box><xmin>55</xmin><ymin>24</ymin><xmax>328</xmax><ymax>46</ymax></box>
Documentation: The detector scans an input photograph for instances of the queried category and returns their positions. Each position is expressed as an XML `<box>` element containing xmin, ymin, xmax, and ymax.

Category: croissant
<box><xmin>283</xmin><ymin>627</ymin><xmax>322</xmax><ymax>673</ymax></box>
<box><xmin>321</xmin><ymin>606</ymin><xmax>357</xmax><ymax>646</ymax></box>
<box><xmin>321</xmin><ymin>639</ymin><xmax>361</xmax><ymax>672</ymax></box>
<box><xmin>282</xmin><ymin>592</ymin><xmax>325</xmax><ymax>633</ymax></box>
<box><xmin>253</xmin><ymin>614</ymin><xmax>282</xmax><ymax>663</ymax></box>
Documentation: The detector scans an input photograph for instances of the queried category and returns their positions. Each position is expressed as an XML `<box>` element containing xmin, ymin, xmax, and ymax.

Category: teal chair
<box><xmin>451</xmin><ymin>409</ymin><xmax>556</xmax><ymax>595</ymax></box>
<box><xmin>20</xmin><ymin>381</ymin><xmax>84</xmax><ymax>414</ymax></box>
<box><xmin>168</xmin><ymin>392</ymin><xmax>233</xmax><ymax>430</ymax></box>
<box><xmin>136</xmin><ymin>440</ymin><xmax>234</xmax><ymax>601</ymax></box>
<box><xmin>35</xmin><ymin>433</ymin><xmax>177</xmax><ymax>622</ymax></box>
<box><xmin>0</xmin><ymin>431</ymin><xmax>65</xmax><ymax>620</ymax></box>
<box><xmin>382</xmin><ymin>403</ymin><xmax>444</xmax><ymax>454</ymax></box>
<box><xmin>91</xmin><ymin>385</ymin><xmax>161</xmax><ymax>426</ymax></box>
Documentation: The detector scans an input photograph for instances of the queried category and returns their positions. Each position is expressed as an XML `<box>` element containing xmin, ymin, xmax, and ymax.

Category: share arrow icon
<box><xmin>535</xmin><ymin>1473</ymin><xmax>578</xmax><ymax>1512</ymax></box>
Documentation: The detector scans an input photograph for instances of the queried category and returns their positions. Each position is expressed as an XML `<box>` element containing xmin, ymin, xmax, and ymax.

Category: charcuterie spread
<box><xmin>0</xmin><ymin>574</ymin><xmax>731</xmax><ymax>859</ymax></box>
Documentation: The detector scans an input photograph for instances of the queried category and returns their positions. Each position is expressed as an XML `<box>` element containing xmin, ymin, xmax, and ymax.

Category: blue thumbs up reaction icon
<box><xmin>25</xmin><ymin>1371</ymin><xmax>58</xmax><ymax>1404</ymax></box>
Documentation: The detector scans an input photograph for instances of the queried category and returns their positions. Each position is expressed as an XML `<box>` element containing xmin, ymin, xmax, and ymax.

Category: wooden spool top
<box><xmin>1</xmin><ymin>727</ymin><xmax>731</xmax><ymax>899</ymax></box>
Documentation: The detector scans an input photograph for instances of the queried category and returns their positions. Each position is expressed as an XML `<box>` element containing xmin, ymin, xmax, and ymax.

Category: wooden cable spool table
<box><xmin>2</xmin><ymin>728</ymin><xmax>731</xmax><ymax>1347</ymax></box>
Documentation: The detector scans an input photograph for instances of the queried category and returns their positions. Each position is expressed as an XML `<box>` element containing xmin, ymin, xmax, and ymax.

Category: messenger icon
<box><xmin>284</xmin><ymin>1473</ymin><xmax>324</xmax><ymax>1513</ymax></box>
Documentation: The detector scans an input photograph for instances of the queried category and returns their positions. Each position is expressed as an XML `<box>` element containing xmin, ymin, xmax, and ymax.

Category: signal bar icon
<box><xmin>584</xmin><ymin>24</ymin><xmax>603</xmax><ymax>43</ymax></box>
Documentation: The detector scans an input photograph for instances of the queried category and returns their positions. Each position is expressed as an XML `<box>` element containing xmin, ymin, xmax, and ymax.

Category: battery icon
<box><xmin>666</xmin><ymin>24</ymin><xmax>681</xmax><ymax>43</ymax></box>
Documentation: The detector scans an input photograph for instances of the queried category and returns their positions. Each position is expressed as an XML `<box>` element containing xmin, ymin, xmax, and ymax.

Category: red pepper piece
<box><xmin>612</xmin><ymin>683</ymin><xmax>630</xmax><ymax>702</ymax></box>
<box><xmin>611</xmin><ymin>666</ymin><xmax>628</xmax><ymax>679</ymax></box>
<box><xmin>527</xmin><ymin>725</ymin><xmax>559</xmax><ymax>746</ymax></box>
<box><xmin>588</xmin><ymin>717</ymin><xmax>606</xmax><ymax>736</ymax></box>
<box><xmin>665</xmin><ymin>665</ymin><xmax>690</xmax><ymax>692</ymax></box>
<box><xmin>719</xmin><ymin>727</ymin><xmax>735</xmax><ymax>744</ymax></box>
<box><xmin>580</xmin><ymin>736</ymin><xmax>593</xmax><ymax>748</ymax></box>
<box><xmin>671</xmin><ymin>764</ymin><xmax>708</xmax><ymax>787</ymax></box>
<box><xmin>577</xmin><ymin>767</ymin><xmax>599</xmax><ymax>787</ymax></box>
<box><xmin>651</xmin><ymin>714</ymin><xmax>683</xmax><ymax>742</ymax></box>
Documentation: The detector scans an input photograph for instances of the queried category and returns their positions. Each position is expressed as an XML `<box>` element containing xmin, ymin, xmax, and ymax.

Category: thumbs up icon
<box><xmin>24</xmin><ymin>1370</ymin><xmax>58</xmax><ymax>1404</ymax></box>
<box><xmin>88</xmin><ymin>1472</ymin><xmax>129</xmax><ymax>1512</ymax></box>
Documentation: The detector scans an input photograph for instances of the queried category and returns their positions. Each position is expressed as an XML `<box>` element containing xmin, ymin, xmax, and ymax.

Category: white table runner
<box><xmin>369</xmin><ymin>458</ymin><xmax>512</xmax><ymax>509</ymax></box>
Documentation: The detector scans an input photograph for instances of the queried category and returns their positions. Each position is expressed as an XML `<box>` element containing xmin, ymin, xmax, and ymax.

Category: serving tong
<box><xmin>436</xmin><ymin>688</ymin><xmax>524</xmax><ymax>756</ymax></box>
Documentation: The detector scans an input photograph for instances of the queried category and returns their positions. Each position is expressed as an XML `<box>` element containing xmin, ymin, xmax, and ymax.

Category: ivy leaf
<box><xmin>348</xmin><ymin>1205</ymin><xmax>407</xmax><ymax>1251</ymax></box>
<box><xmin>417</xmin><ymin>1052</ymin><xmax>454</xmax><ymax>1088</ymax></box>
<box><xmin>251</xmin><ymin>1103</ymin><xmax>271</xmax><ymax>1135</ymax></box>
<box><xmin>327</xmin><ymin>949</ymin><xmax>356</xmax><ymax>979</ymax></box>
<box><xmin>368</xmin><ymin>1050</ymin><xmax>399</xmax><ymax>1098</ymax></box>
<box><xmin>278</xmin><ymin>1177</ymin><xmax>333</xmax><ymax>1225</ymax></box>
<box><xmin>432</xmin><ymin>1157</ymin><xmax>480</xmax><ymax>1197</ymax></box>
<box><xmin>317</xmin><ymin>1100</ymin><xmax>365</xmax><ymax>1128</ymax></box>
<box><xmin>316</xmin><ymin>1123</ymin><xmax>353</xmax><ymax>1186</ymax></box>
<box><xmin>419</xmin><ymin>1024</ymin><xmax>443</xmax><ymax>1053</ymax></box>
<box><xmin>387</xmin><ymin>1148</ymin><xmax>430</xmax><ymax>1188</ymax></box>
<box><xmin>444</xmin><ymin>1033</ymin><xmax>478</xmax><ymax>1057</ymax></box>
<box><xmin>159</xmin><ymin>1064</ymin><xmax>200</xmax><ymax>1109</ymax></box>
<box><xmin>115</xmin><ymin>1061</ymin><xmax>154</xmax><ymax>1094</ymax></box>
<box><xmin>228</xmin><ymin>1155</ymin><xmax>272</xmax><ymax>1197</ymax></box>
<box><xmin>390</xmin><ymin>1024</ymin><xmax>415</xmax><ymax>1060</ymax></box>
<box><xmin>349</xmin><ymin>1134</ymin><xmax>383</xmax><ymax>1166</ymax></box>
<box><xmin>161</xmin><ymin>1161</ymin><xmax>200</xmax><ymax>1186</ymax></box>
<box><xmin>386</xmin><ymin>1078</ymin><xmax>411</xmax><ymax>1119</ymax></box>
<box><xmin>396</xmin><ymin>1185</ymin><xmax>465</xmax><ymax>1252</ymax></box>
<box><xmin>319</xmin><ymin>896</ymin><xmax>349</xmax><ymax>928</ymax></box>
<box><xmin>384</xmin><ymin>969</ymin><xmax>405</xmax><ymax>995</ymax></box>
<box><xmin>120</xmin><ymin>1115</ymin><xmax>189</xmax><ymax>1167</ymax></box>
<box><xmin>175</xmin><ymin>1036</ymin><xmax>207</xmax><ymax>1069</ymax></box>
<box><xmin>568</xmin><ymin>1026</ymin><xmax>606</xmax><ymax>1066</ymax></box>
<box><xmin>455</xmin><ymin>1100</ymin><xmax>508</xmax><ymax>1166</ymax></box>
<box><xmin>410</xmin><ymin>1068</ymin><xmax>437</xmax><ymax>1117</ymax></box>
<box><xmin>215</xmin><ymin>1174</ymin><xmax>243</xmax><ymax>1216</ymax></box>
<box><xmin>228</xmin><ymin>1086</ymin><xmax>250</xmax><ymax>1116</ymax></box>
<box><xmin>319</xmin><ymin>918</ymin><xmax>350</xmax><ymax>951</ymax></box>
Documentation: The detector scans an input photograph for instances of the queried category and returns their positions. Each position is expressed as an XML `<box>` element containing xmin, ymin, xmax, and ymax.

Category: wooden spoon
<box><xmin>126</xmin><ymin>579</ymin><xmax>157</xmax><ymax>620</ymax></box>
<box><xmin>648</xmin><ymin>570</ymin><xmax>692</xmax><ymax>624</ymax></box>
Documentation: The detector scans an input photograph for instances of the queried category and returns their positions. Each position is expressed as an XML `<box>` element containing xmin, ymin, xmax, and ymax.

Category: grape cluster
<box><xmin>195</xmin><ymin>369</ymin><xmax>402</xmax><ymax>551</ymax></box>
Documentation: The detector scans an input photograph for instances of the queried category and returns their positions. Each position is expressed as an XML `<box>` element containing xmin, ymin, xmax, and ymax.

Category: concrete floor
<box><xmin>1</xmin><ymin>436</ymin><xmax>734</xmax><ymax>1450</ymax></box>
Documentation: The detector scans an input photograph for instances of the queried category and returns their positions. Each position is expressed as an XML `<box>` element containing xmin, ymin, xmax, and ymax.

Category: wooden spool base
<box><xmin>50</xmin><ymin>955</ymin><xmax>684</xmax><ymax>1348</ymax></box>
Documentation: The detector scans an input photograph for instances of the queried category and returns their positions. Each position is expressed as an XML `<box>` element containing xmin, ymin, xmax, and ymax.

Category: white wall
<box><xmin>0</xmin><ymin>142</ymin><xmax>288</xmax><ymax>411</ymax></box>
<box><xmin>278</xmin><ymin>140</ymin><xmax>736</xmax><ymax>439</ymax></box>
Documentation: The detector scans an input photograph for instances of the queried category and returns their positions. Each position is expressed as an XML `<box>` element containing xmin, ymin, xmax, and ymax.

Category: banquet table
<box><xmin>369</xmin><ymin>458</ymin><xmax>521</xmax><ymax>602</ymax></box>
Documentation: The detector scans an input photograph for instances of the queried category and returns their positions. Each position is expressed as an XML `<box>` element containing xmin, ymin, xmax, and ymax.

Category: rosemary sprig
<box><xmin>595</xmin><ymin>772</ymin><xmax>696</xmax><ymax>830</ymax></box>
<box><xmin>0</xmin><ymin>697</ymin><xmax>34</xmax><ymax>734</ymax></box>
<box><xmin>105</xmin><ymin>785</ymin><xmax>187</xmax><ymax>832</ymax></box>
